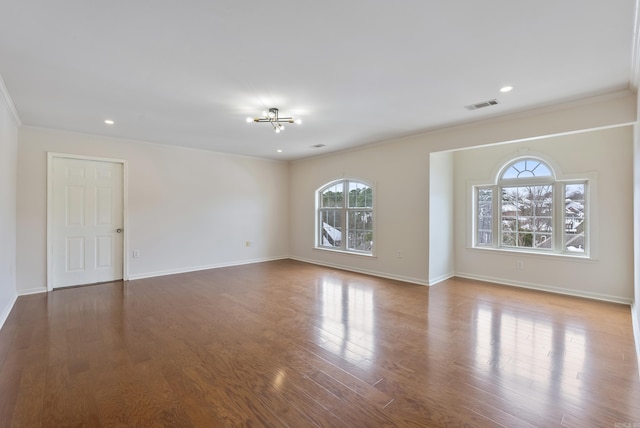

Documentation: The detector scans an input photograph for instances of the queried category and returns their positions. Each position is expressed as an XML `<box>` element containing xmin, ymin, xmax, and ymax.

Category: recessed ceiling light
<box><xmin>500</xmin><ymin>86</ymin><xmax>513</xmax><ymax>93</ymax></box>
<box><xmin>277</xmin><ymin>149</ymin><xmax>283</xmax><ymax>153</ymax></box>
<box><xmin>104</xmin><ymin>119</ymin><xmax>115</xmax><ymax>125</ymax></box>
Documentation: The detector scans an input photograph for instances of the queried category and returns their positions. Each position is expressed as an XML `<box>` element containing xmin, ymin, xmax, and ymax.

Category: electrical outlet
<box><xmin>397</xmin><ymin>250</ymin><xmax>402</xmax><ymax>259</ymax></box>
<box><xmin>516</xmin><ymin>260</ymin><xmax>524</xmax><ymax>270</ymax></box>
<box><xmin>133</xmin><ymin>249</ymin><xmax>141</xmax><ymax>258</ymax></box>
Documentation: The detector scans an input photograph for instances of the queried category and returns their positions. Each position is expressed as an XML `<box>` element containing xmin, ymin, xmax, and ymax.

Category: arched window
<box><xmin>475</xmin><ymin>157</ymin><xmax>587</xmax><ymax>254</ymax></box>
<box><xmin>317</xmin><ymin>179</ymin><xmax>373</xmax><ymax>254</ymax></box>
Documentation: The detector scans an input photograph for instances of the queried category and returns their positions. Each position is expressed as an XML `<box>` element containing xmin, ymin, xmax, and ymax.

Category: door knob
<box><xmin>116</xmin><ymin>228</ymin><xmax>123</xmax><ymax>233</ymax></box>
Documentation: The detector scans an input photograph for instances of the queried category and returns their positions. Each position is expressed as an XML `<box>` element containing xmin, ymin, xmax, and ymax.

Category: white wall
<box><xmin>634</xmin><ymin>80</ymin><xmax>640</xmax><ymax>369</ymax></box>
<box><xmin>16</xmin><ymin>127</ymin><xmax>290</xmax><ymax>293</ymax></box>
<box><xmin>289</xmin><ymin>91</ymin><xmax>636</xmax><ymax>287</ymax></box>
<box><xmin>429</xmin><ymin>151</ymin><xmax>454</xmax><ymax>285</ymax></box>
<box><xmin>289</xmin><ymin>139</ymin><xmax>432</xmax><ymax>284</ymax></box>
<box><xmin>0</xmin><ymin>83</ymin><xmax>19</xmax><ymax>325</ymax></box>
<box><xmin>10</xmin><ymin>89</ymin><xmax>639</xmax><ymax>304</ymax></box>
<box><xmin>454</xmin><ymin>126</ymin><xmax>634</xmax><ymax>303</ymax></box>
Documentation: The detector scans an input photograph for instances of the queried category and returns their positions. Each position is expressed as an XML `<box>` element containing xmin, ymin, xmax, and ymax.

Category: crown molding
<box><xmin>0</xmin><ymin>74</ymin><xmax>22</xmax><ymax>126</ymax></box>
<box><xmin>631</xmin><ymin>0</ymin><xmax>640</xmax><ymax>92</ymax></box>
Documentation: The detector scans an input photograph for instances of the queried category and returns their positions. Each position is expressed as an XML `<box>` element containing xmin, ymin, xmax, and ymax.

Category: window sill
<box><xmin>314</xmin><ymin>247</ymin><xmax>377</xmax><ymax>258</ymax></box>
<box><xmin>468</xmin><ymin>246</ymin><xmax>596</xmax><ymax>262</ymax></box>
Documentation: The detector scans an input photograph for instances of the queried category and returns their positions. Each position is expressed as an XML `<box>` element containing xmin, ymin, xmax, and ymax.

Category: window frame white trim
<box><xmin>499</xmin><ymin>180</ymin><xmax>555</xmax><ymax>252</ymax></box>
<box><xmin>470</xmin><ymin>155</ymin><xmax>596</xmax><ymax>258</ymax></box>
<box><xmin>315</xmin><ymin>178</ymin><xmax>376</xmax><ymax>256</ymax></box>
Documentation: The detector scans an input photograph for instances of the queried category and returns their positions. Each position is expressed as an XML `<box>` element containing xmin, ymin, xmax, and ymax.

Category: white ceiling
<box><xmin>0</xmin><ymin>1</ymin><xmax>635</xmax><ymax>160</ymax></box>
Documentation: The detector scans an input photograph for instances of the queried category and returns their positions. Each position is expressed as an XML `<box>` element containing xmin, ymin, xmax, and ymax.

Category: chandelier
<box><xmin>246</xmin><ymin>108</ymin><xmax>302</xmax><ymax>133</ymax></box>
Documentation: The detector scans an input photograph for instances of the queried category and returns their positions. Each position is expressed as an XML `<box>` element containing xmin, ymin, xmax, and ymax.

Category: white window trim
<box><xmin>315</xmin><ymin>178</ymin><xmax>376</xmax><ymax>256</ymax></box>
<box><xmin>313</xmin><ymin>246</ymin><xmax>377</xmax><ymax>258</ymax></box>
<box><xmin>468</xmin><ymin>155</ymin><xmax>597</xmax><ymax>259</ymax></box>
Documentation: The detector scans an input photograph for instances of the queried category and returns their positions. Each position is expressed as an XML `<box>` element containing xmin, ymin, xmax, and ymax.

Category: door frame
<box><xmin>47</xmin><ymin>152</ymin><xmax>129</xmax><ymax>291</ymax></box>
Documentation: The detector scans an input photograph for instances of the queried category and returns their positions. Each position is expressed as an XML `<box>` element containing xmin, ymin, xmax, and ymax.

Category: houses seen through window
<box><xmin>475</xmin><ymin>158</ymin><xmax>587</xmax><ymax>255</ymax></box>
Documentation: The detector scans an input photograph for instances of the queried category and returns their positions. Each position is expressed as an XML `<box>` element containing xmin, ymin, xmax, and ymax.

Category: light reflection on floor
<box><xmin>473</xmin><ymin>303</ymin><xmax>586</xmax><ymax>412</ymax></box>
<box><xmin>318</xmin><ymin>277</ymin><xmax>375</xmax><ymax>367</ymax></box>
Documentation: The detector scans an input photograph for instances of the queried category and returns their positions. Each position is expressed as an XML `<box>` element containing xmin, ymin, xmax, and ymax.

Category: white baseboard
<box><xmin>18</xmin><ymin>287</ymin><xmax>47</xmax><ymax>296</ymax></box>
<box><xmin>290</xmin><ymin>256</ymin><xmax>429</xmax><ymax>286</ymax></box>
<box><xmin>428</xmin><ymin>272</ymin><xmax>455</xmax><ymax>286</ymax></box>
<box><xmin>127</xmin><ymin>256</ymin><xmax>289</xmax><ymax>281</ymax></box>
<box><xmin>455</xmin><ymin>272</ymin><xmax>633</xmax><ymax>305</ymax></box>
<box><xmin>0</xmin><ymin>292</ymin><xmax>17</xmax><ymax>331</ymax></box>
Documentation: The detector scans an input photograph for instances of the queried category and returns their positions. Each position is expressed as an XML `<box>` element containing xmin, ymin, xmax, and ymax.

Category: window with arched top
<box><xmin>500</xmin><ymin>158</ymin><xmax>553</xmax><ymax>179</ymax></box>
<box><xmin>317</xmin><ymin>179</ymin><xmax>373</xmax><ymax>254</ymax></box>
<box><xmin>475</xmin><ymin>157</ymin><xmax>587</xmax><ymax>254</ymax></box>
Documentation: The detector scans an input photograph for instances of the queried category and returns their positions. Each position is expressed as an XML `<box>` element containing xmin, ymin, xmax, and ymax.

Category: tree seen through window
<box><xmin>318</xmin><ymin>180</ymin><xmax>373</xmax><ymax>254</ymax></box>
<box><xmin>475</xmin><ymin>157</ymin><xmax>587</xmax><ymax>254</ymax></box>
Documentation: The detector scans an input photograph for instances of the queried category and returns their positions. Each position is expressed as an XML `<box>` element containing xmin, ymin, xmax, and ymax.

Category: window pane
<box><xmin>535</xmin><ymin>233</ymin><xmax>552</xmax><ymax>249</ymax></box>
<box><xmin>347</xmin><ymin>210</ymin><xmax>373</xmax><ymax>251</ymax></box>
<box><xmin>317</xmin><ymin>179</ymin><xmax>373</xmax><ymax>255</ymax></box>
<box><xmin>321</xmin><ymin>184</ymin><xmax>343</xmax><ymax>208</ymax></box>
<box><xmin>564</xmin><ymin>183</ymin><xmax>585</xmax><ymax>253</ymax></box>
<box><xmin>501</xmin><ymin>159</ymin><xmax>553</xmax><ymax>180</ymax></box>
<box><xmin>320</xmin><ymin>210</ymin><xmax>342</xmax><ymax>247</ymax></box>
<box><xmin>348</xmin><ymin>182</ymin><xmax>372</xmax><ymax>208</ymax></box>
<box><xmin>501</xmin><ymin>228</ymin><xmax>516</xmax><ymax>246</ymax></box>
<box><xmin>501</xmin><ymin>185</ymin><xmax>553</xmax><ymax>250</ymax></box>
<box><xmin>476</xmin><ymin>158</ymin><xmax>588</xmax><ymax>255</ymax></box>
<box><xmin>476</xmin><ymin>187</ymin><xmax>493</xmax><ymax>245</ymax></box>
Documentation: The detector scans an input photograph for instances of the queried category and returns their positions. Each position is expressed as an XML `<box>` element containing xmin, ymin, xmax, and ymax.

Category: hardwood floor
<box><xmin>0</xmin><ymin>259</ymin><xmax>639</xmax><ymax>427</ymax></box>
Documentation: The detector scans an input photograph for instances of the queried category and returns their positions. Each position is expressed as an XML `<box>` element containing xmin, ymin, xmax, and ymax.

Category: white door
<box><xmin>51</xmin><ymin>156</ymin><xmax>124</xmax><ymax>288</ymax></box>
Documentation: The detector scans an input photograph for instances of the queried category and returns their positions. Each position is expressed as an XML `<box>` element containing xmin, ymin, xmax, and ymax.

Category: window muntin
<box><xmin>501</xmin><ymin>159</ymin><xmax>552</xmax><ymax>179</ymax></box>
<box><xmin>474</xmin><ymin>157</ymin><xmax>588</xmax><ymax>256</ymax></box>
<box><xmin>500</xmin><ymin>185</ymin><xmax>553</xmax><ymax>250</ymax></box>
<box><xmin>321</xmin><ymin>183</ymin><xmax>343</xmax><ymax>208</ymax></box>
<box><xmin>318</xmin><ymin>180</ymin><xmax>373</xmax><ymax>254</ymax></box>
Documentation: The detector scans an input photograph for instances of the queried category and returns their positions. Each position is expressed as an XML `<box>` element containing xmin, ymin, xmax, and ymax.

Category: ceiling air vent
<box><xmin>464</xmin><ymin>99</ymin><xmax>499</xmax><ymax>110</ymax></box>
<box><xmin>311</xmin><ymin>144</ymin><xmax>326</xmax><ymax>148</ymax></box>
